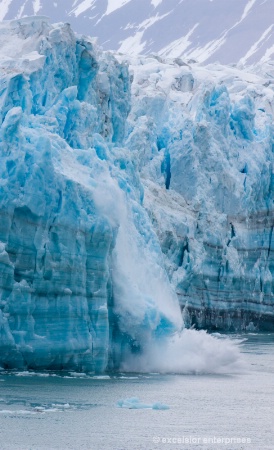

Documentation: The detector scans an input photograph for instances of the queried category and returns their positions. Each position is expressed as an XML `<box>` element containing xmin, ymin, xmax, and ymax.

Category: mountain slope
<box><xmin>1</xmin><ymin>0</ymin><xmax>274</xmax><ymax>64</ymax></box>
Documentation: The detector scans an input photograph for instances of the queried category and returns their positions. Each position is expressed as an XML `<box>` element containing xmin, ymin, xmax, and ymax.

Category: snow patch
<box><xmin>118</xmin><ymin>30</ymin><xmax>146</xmax><ymax>54</ymax></box>
<box><xmin>105</xmin><ymin>0</ymin><xmax>133</xmax><ymax>16</ymax></box>
<box><xmin>0</xmin><ymin>0</ymin><xmax>13</xmax><ymax>21</ymax></box>
<box><xmin>70</xmin><ymin>0</ymin><xmax>96</xmax><ymax>17</ymax></box>
<box><xmin>137</xmin><ymin>12</ymin><xmax>171</xmax><ymax>33</ymax></box>
<box><xmin>261</xmin><ymin>42</ymin><xmax>274</xmax><ymax>63</ymax></box>
<box><xmin>160</xmin><ymin>23</ymin><xmax>199</xmax><ymax>58</ymax></box>
<box><xmin>151</xmin><ymin>0</ymin><xmax>163</xmax><ymax>7</ymax></box>
<box><xmin>33</xmin><ymin>0</ymin><xmax>41</xmax><ymax>15</ymax></box>
<box><xmin>239</xmin><ymin>25</ymin><xmax>273</xmax><ymax>65</ymax></box>
<box><xmin>240</xmin><ymin>0</ymin><xmax>257</xmax><ymax>22</ymax></box>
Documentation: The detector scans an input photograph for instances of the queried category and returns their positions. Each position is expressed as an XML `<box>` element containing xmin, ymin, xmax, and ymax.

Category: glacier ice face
<box><xmin>124</xmin><ymin>55</ymin><xmax>274</xmax><ymax>331</ymax></box>
<box><xmin>0</xmin><ymin>16</ymin><xmax>271</xmax><ymax>373</ymax></box>
<box><xmin>0</xmin><ymin>17</ymin><xmax>182</xmax><ymax>372</ymax></box>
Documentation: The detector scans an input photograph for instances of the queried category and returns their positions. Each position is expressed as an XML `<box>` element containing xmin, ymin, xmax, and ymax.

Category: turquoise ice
<box><xmin>0</xmin><ymin>17</ymin><xmax>181</xmax><ymax>371</ymax></box>
<box><xmin>0</xmin><ymin>16</ymin><xmax>272</xmax><ymax>373</ymax></box>
<box><xmin>126</xmin><ymin>55</ymin><xmax>274</xmax><ymax>331</ymax></box>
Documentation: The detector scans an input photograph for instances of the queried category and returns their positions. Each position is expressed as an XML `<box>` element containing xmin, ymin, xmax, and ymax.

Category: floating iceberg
<box><xmin>117</xmin><ymin>397</ymin><xmax>169</xmax><ymax>410</ymax></box>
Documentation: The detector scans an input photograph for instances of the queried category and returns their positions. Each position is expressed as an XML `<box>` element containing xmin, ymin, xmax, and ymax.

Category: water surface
<box><xmin>0</xmin><ymin>334</ymin><xmax>273</xmax><ymax>450</ymax></box>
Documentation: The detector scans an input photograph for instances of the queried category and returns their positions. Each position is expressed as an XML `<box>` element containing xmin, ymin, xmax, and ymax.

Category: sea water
<box><xmin>0</xmin><ymin>333</ymin><xmax>273</xmax><ymax>450</ymax></box>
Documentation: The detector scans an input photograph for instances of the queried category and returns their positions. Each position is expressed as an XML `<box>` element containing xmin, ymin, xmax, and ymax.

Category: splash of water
<box><xmin>121</xmin><ymin>329</ymin><xmax>244</xmax><ymax>374</ymax></box>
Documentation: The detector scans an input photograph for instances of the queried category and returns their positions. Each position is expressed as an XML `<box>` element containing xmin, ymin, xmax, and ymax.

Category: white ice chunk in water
<box><xmin>117</xmin><ymin>397</ymin><xmax>169</xmax><ymax>410</ymax></box>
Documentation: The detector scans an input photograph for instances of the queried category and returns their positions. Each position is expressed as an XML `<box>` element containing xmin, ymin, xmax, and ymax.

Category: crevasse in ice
<box><xmin>0</xmin><ymin>17</ymin><xmax>272</xmax><ymax>372</ymax></box>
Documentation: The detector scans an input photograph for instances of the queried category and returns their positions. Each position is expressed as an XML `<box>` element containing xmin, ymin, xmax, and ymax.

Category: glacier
<box><xmin>124</xmin><ymin>55</ymin><xmax>274</xmax><ymax>332</ymax></box>
<box><xmin>0</xmin><ymin>16</ymin><xmax>183</xmax><ymax>372</ymax></box>
<box><xmin>0</xmin><ymin>16</ymin><xmax>272</xmax><ymax>372</ymax></box>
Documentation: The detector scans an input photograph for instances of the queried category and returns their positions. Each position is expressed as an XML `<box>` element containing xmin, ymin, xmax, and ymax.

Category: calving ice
<box><xmin>0</xmin><ymin>16</ymin><xmax>271</xmax><ymax>373</ymax></box>
<box><xmin>0</xmin><ymin>16</ymin><xmax>181</xmax><ymax>372</ymax></box>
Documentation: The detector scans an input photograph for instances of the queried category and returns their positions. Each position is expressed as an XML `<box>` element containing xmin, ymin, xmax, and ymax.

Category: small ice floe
<box><xmin>116</xmin><ymin>397</ymin><xmax>169</xmax><ymax>410</ymax></box>
<box><xmin>0</xmin><ymin>409</ymin><xmax>37</xmax><ymax>415</ymax></box>
<box><xmin>52</xmin><ymin>403</ymin><xmax>71</xmax><ymax>409</ymax></box>
<box><xmin>92</xmin><ymin>375</ymin><xmax>111</xmax><ymax>380</ymax></box>
<box><xmin>68</xmin><ymin>372</ymin><xmax>88</xmax><ymax>378</ymax></box>
<box><xmin>31</xmin><ymin>403</ymin><xmax>72</xmax><ymax>414</ymax></box>
<box><xmin>14</xmin><ymin>371</ymin><xmax>36</xmax><ymax>377</ymax></box>
<box><xmin>118</xmin><ymin>376</ymin><xmax>139</xmax><ymax>379</ymax></box>
<box><xmin>14</xmin><ymin>371</ymin><xmax>50</xmax><ymax>377</ymax></box>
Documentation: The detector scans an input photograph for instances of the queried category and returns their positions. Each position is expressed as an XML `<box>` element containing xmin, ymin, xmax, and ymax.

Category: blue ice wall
<box><xmin>0</xmin><ymin>17</ymin><xmax>273</xmax><ymax>374</ymax></box>
<box><xmin>0</xmin><ymin>17</ymin><xmax>181</xmax><ymax>371</ymax></box>
<box><xmin>126</xmin><ymin>57</ymin><xmax>274</xmax><ymax>331</ymax></box>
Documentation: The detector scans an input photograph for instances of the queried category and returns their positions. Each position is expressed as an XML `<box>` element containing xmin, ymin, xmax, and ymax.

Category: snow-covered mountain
<box><xmin>1</xmin><ymin>0</ymin><xmax>274</xmax><ymax>64</ymax></box>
